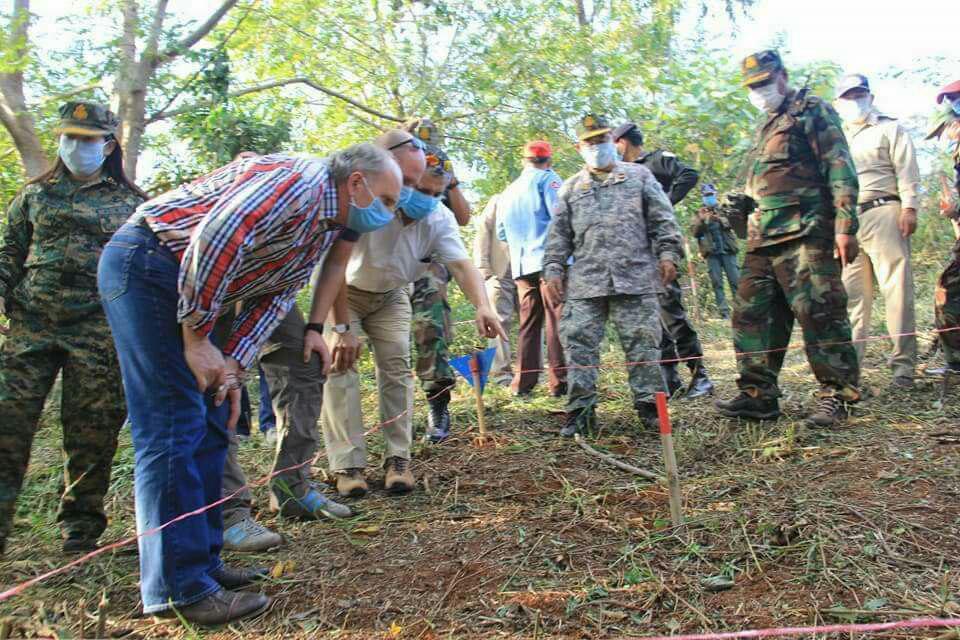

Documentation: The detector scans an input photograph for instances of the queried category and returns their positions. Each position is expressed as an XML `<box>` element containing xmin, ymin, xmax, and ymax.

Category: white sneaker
<box><xmin>263</xmin><ymin>427</ymin><xmax>277</xmax><ymax>446</ymax></box>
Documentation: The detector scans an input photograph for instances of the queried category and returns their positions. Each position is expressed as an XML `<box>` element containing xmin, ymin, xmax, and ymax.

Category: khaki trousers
<box><xmin>222</xmin><ymin>306</ymin><xmax>325</xmax><ymax>525</ymax></box>
<box><xmin>842</xmin><ymin>202</ymin><xmax>917</xmax><ymax>379</ymax></box>
<box><xmin>321</xmin><ymin>286</ymin><xmax>413</xmax><ymax>471</ymax></box>
<box><xmin>485</xmin><ymin>275</ymin><xmax>518</xmax><ymax>380</ymax></box>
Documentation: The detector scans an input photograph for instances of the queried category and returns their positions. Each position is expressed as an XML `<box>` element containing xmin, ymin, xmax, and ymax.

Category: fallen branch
<box><xmin>574</xmin><ymin>434</ymin><xmax>662</xmax><ymax>481</ymax></box>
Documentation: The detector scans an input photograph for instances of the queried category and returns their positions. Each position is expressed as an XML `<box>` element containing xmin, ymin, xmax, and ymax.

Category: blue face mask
<box><xmin>347</xmin><ymin>176</ymin><xmax>395</xmax><ymax>234</ymax></box>
<box><xmin>703</xmin><ymin>195</ymin><xmax>719</xmax><ymax>207</ymax></box>
<box><xmin>59</xmin><ymin>135</ymin><xmax>106</xmax><ymax>177</ymax></box>
<box><xmin>402</xmin><ymin>187</ymin><xmax>441</xmax><ymax>220</ymax></box>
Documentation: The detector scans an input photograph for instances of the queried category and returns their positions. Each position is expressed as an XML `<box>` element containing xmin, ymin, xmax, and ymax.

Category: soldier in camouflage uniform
<box><xmin>715</xmin><ymin>50</ymin><xmax>862</xmax><ymax>427</ymax></box>
<box><xmin>926</xmin><ymin>82</ymin><xmax>960</xmax><ymax>376</ymax></box>
<box><xmin>544</xmin><ymin>115</ymin><xmax>683</xmax><ymax>436</ymax></box>
<box><xmin>0</xmin><ymin>102</ymin><xmax>146</xmax><ymax>554</ymax></box>
<box><xmin>403</xmin><ymin>118</ymin><xmax>473</xmax><ymax>440</ymax></box>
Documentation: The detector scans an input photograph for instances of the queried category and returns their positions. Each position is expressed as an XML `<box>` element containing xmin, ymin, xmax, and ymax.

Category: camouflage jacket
<box><xmin>690</xmin><ymin>207</ymin><xmax>738</xmax><ymax>257</ymax></box>
<box><xmin>543</xmin><ymin>162</ymin><xmax>683</xmax><ymax>299</ymax></box>
<box><xmin>0</xmin><ymin>169</ymin><xmax>144</xmax><ymax>322</ymax></box>
<box><xmin>744</xmin><ymin>89</ymin><xmax>860</xmax><ymax>250</ymax></box>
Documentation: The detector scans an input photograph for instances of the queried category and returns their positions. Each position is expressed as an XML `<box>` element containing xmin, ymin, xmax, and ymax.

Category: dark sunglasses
<box><xmin>388</xmin><ymin>136</ymin><xmax>426</xmax><ymax>152</ymax></box>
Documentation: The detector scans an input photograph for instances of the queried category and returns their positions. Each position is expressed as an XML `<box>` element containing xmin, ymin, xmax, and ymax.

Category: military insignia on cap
<box><xmin>418</xmin><ymin>127</ymin><xmax>431</xmax><ymax>140</ymax></box>
<box><xmin>442</xmin><ymin>160</ymin><xmax>453</xmax><ymax>173</ymax></box>
<box><xmin>549</xmin><ymin>180</ymin><xmax>561</xmax><ymax>189</ymax></box>
<box><xmin>73</xmin><ymin>104</ymin><xmax>88</xmax><ymax>120</ymax></box>
<box><xmin>583</xmin><ymin>115</ymin><xmax>596</xmax><ymax>128</ymax></box>
<box><xmin>744</xmin><ymin>56</ymin><xmax>758</xmax><ymax>69</ymax></box>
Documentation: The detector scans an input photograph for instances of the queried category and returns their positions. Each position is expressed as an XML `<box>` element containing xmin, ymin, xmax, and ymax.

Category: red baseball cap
<box><xmin>936</xmin><ymin>79</ymin><xmax>960</xmax><ymax>104</ymax></box>
<box><xmin>523</xmin><ymin>140</ymin><xmax>552</xmax><ymax>159</ymax></box>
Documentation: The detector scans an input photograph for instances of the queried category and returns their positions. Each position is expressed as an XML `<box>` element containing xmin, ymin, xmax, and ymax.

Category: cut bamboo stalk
<box><xmin>655</xmin><ymin>391</ymin><xmax>684</xmax><ymax>526</ymax></box>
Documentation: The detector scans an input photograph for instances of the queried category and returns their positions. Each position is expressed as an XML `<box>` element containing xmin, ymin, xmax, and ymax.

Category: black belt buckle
<box><xmin>859</xmin><ymin>196</ymin><xmax>900</xmax><ymax>214</ymax></box>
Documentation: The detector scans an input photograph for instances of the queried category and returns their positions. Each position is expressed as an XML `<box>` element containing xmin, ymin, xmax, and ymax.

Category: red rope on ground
<box><xmin>635</xmin><ymin>616</ymin><xmax>960</xmax><ymax>639</ymax></box>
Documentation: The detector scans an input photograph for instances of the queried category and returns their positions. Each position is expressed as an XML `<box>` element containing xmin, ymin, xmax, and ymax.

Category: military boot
<box><xmin>560</xmin><ymin>407</ymin><xmax>595</xmax><ymax>438</ymax></box>
<box><xmin>805</xmin><ymin>395</ymin><xmax>848</xmax><ymax>428</ymax></box>
<box><xmin>426</xmin><ymin>390</ymin><xmax>451</xmax><ymax>443</ymax></box>
<box><xmin>636</xmin><ymin>402</ymin><xmax>660</xmax><ymax>430</ymax></box>
<box><xmin>661</xmin><ymin>364</ymin><xmax>684</xmax><ymax>398</ymax></box>
<box><xmin>715</xmin><ymin>391</ymin><xmax>780</xmax><ymax>420</ymax></box>
<box><xmin>685</xmin><ymin>365</ymin><xmax>715</xmax><ymax>399</ymax></box>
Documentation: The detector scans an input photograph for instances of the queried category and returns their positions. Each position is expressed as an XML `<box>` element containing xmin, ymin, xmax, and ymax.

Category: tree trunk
<box><xmin>0</xmin><ymin>0</ymin><xmax>48</xmax><ymax>177</ymax></box>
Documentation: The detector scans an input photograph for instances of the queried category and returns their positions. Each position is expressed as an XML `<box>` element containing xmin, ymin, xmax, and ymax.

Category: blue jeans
<box><xmin>98</xmin><ymin>222</ymin><xmax>227</xmax><ymax>613</ymax></box>
<box><xmin>258</xmin><ymin>366</ymin><xmax>276</xmax><ymax>432</ymax></box>
<box><xmin>707</xmin><ymin>253</ymin><xmax>740</xmax><ymax>316</ymax></box>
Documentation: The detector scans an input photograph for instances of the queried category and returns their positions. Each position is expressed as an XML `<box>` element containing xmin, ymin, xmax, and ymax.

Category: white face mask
<box><xmin>59</xmin><ymin>135</ymin><xmax>106</xmax><ymax>177</ymax></box>
<box><xmin>579</xmin><ymin>141</ymin><xmax>617</xmax><ymax>169</ymax></box>
<box><xmin>748</xmin><ymin>83</ymin><xmax>786</xmax><ymax>113</ymax></box>
<box><xmin>835</xmin><ymin>96</ymin><xmax>872</xmax><ymax>123</ymax></box>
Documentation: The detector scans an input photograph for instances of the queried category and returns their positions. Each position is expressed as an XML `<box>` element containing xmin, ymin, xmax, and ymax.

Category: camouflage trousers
<box><xmin>733</xmin><ymin>238</ymin><xmax>860</xmax><ymax>400</ymax></box>
<box><xmin>410</xmin><ymin>262</ymin><xmax>454</xmax><ymax>395</ymax></box>
<box><xmin>0</xmin><ymin>310</ymin><xmax>125</xmax><ymax>550</ymax></box>
<box><xmin>561</xmin><ymin>295</ymin><xmax>663</xmax><ymax>412</ymax></box>
<box><xmin>935</xmin><ymin>246</ymin><xmax>960</xmax><ymax>366</ymax></box>
<box><xmin>659</xmin><ymin>278</ymin><xmax>705</xmax><ymax>373</ymax></box>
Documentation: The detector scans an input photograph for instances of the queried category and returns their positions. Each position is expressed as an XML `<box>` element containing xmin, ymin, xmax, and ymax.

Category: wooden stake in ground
<box><xmin>655</xmin><ymin>391</ymin><xmax>684</xmax><ymax>526</ymax></box>
<box><xmin>469</xmin><ymin>351</ymin><xmax>491</xmax><ymax>445</ymax></box>
<box><xmin>682</xmin><ymin>237</ymin><xmax>702</xmax><ymax>323</ymax></box>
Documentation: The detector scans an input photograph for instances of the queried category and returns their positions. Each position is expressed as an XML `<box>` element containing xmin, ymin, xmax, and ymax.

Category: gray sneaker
<box><xmin>272</xmin><ymin>482</ymin><xmax>353</xmax><ymax>520</ymax></box>
<box><xmin>263</xmin><ymin>427</ymin><xmax>277</xmax><ymax>446</ymax></box>
<box><xmin>222</xmin><ymin>517</ymin><xmax>283</xmax><ymax>552</ymax></box>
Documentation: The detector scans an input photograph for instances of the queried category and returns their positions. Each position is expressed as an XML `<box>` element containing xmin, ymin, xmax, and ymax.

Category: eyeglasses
<box><xmin>388</xmin><ymin>136</ymin><xmax>427</xmax><ymax>152</ymax></box>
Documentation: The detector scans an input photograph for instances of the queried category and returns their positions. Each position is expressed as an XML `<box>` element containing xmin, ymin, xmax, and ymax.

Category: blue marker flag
<box><xmin>450</xmin><ymin>347</ymin><xmax>497</xmax><ymax>392</ymax></box>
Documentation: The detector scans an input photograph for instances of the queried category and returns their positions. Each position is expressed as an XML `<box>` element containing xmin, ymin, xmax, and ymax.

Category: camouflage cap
<box><xmin>403</xmin><ymin>116</ymin><xmax>441</xmax><ymax>146</ymax></box>
<box><xmin>576</xmin><ymin>114</ymin><xmax>612</xmax><ymax>141</ymax></box>
<box><xmin>57</xmin><ymin>101</ymin><xmax>118</xmax><ymax>137</ymax></box>
<box><xmin>423</xmin><ymin>143</ymin><xmax>453</xmax><ymax>177</ymax></box>
<box><xmin>741</xmin><ymin>49</ymin><xmax>784</xmax><ymax>87</ymax></box>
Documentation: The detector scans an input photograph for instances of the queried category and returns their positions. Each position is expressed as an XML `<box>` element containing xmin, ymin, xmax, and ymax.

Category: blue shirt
<box><xmin>496</xmin><ymin>167</ymin><xmax>563</xmax><ymax>277</ymax></box>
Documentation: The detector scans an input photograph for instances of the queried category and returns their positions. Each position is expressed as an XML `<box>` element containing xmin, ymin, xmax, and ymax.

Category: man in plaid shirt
<box><xmin>98</xmin><ymin>144</ymin><xmax>401</xmax><ymax>626</ymax></box>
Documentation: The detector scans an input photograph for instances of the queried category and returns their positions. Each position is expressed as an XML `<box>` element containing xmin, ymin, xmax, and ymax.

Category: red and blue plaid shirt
<box><xmin>134</xmin><ymin>153</ymin><xmax>350</xmax><ymax>368</ymax></box>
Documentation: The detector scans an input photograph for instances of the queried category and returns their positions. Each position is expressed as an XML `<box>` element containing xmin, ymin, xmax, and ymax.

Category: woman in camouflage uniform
<box><xmin>0</xmin><ymin>101</ymin><xmax>146</xmax><ymax>554</ymax></box>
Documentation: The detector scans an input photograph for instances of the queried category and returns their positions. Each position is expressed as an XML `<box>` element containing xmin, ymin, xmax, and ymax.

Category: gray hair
<box><xmin>327</xmin><ymin>142</ymin><xmax>398</xmax><ymax>183</ymax></box>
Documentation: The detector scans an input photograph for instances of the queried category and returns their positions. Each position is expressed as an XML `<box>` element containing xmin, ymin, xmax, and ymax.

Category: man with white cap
<box><xmin>834</xmin><ymin>73</ymin><xmax>921</xmax><ymax>388</ymax></box>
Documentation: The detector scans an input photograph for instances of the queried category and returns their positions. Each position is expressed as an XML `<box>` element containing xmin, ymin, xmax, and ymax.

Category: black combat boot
<box><xmin>661</xmin><ymin>364</ymin><xmax>684</xmax><ymax>398</ymax></box>
<box><xmin>715</xmin><ymin>391</ymin><xmax>780</xmax><ymax>420</ymax></box>
<box><xmin>636</xmin><ymin>402</ymin><xmax>660</xmax><ymax>430</ymax></box>
<box><xmin>426</xmin><ymin>390</ymin><xmax>451</xmax><ymax>443</ymax></box>
<box><xmin>685</xmin><ymin>365</ymin><xmax>715</xmax><ymax>399</ymax></box>
<box><xmin>560</xmin><ymin>407</ymin><xmax>595</xmax><ymax>438</ymax></box>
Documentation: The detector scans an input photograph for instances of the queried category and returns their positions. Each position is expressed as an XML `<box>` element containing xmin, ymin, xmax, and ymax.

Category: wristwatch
<box><xmin>303</xmin><ymin>323</ymin><xmax>324</xmax><ymax>336</ymax></box>
<box><xmin>332</xmin><ymin>323</ymin><xmax>351</xmax><ymax>334</ymax></box>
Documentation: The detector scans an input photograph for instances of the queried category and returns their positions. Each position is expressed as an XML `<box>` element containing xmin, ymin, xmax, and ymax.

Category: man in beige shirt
<box><xmin>473</xmin><ymin>194</ymin><xmax>519</xmax><ymax>385</ymax></box>
<box><xmin>835</xmin><ymin>73</ymin><xmax>921</xmax><ymax>386</ymax></box>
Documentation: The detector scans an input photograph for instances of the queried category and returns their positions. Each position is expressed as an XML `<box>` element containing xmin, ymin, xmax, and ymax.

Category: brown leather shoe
<box><xmin>336</xmin><ymin>469</ymin><xmax>368</xmax><ymax>498</ymax></box>
<box><xmin>154</xmin><ymin>588</ymin><xmax>270</xmax><ymax>627</ymax></box>
<box><xmin>384</xmin><ymin>457</ymin><xmax>415</xmax><ymax>494</ymax></box>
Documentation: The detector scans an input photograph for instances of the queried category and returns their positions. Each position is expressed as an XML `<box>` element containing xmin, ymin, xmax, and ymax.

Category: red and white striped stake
<box><xmin>655</xmin><ymin>391</ymin><xmax>684</xmax><ymax>526</ymax></box>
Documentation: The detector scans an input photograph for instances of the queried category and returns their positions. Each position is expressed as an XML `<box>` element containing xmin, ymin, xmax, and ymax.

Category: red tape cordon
<box><xmin>635</xmin><ymin>617</ymin><xmax>960</xmax><ymax>639</ymax></box>
<box><xmin>0</xmin><ymin>325</ymin><xmax>957</xmax><ymax>603</ymax></box>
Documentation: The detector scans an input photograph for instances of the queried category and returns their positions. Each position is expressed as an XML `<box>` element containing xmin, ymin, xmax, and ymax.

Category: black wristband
<box><xmin>304</xmin><ymin>322</ymin><xmax>324</xmax><ymax>336</ymax></box>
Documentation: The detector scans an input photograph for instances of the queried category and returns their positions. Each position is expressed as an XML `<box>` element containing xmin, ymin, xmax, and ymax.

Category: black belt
<box><xmin>858</xmin><ymin>195</ymin><xmax>900</xmax><ymax>213</ymax></box>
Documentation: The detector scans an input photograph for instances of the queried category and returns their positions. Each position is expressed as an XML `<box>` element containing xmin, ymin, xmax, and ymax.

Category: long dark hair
<box><xmin>27</xmin><ymin>134</ymin><xmax>149</xmax><ymax>199</ymax></box>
